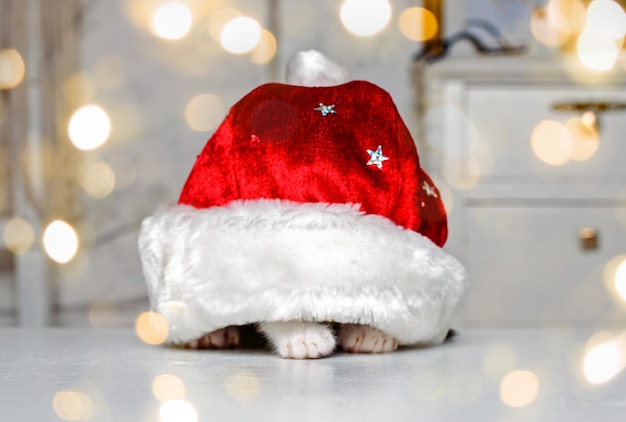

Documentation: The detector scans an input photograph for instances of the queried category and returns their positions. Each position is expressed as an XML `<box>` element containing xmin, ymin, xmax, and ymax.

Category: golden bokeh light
<box><xmin>340</xmin><ymin>0</ymin><xmax>392</xmax><ymax>37</ymax></box>
<box><xmin>224</xmin><ymin>371</ymin><xmax>260</xmax><ymax>402</ymax></box>
<box><xmin>581</xmin><ymin>110</ymin><xmax>597</xmax><ymax>127</ymax></box>
<box><xmin>530</xmin><ymin>7</ymin><xmax>570</xmax><ymax>48</ymax></box>
<box><xmin>80</xmin><ymin>161</ymin><xmax>116</xmax><ymax>199</ymax></box>
<box><xmin>0</xmin><ymin>48</ymin><xmax>26</xmax><ymax>89</ymax></box>
<box><xmin>603</xmin><ymin>255</ymin><xmax>626</xmax><ymax>304</ymax></box>
<box><xmin>530</xmin><ymin>120</ymin><xmax>573</xmax><ymax>166</ymax></box>
<box><xmin>586</xmin><ymin>0</ymin><xmax>626</xmax><ymax>40</ymax></box>
<box><xmin>577</xmin><ymin>27</ymin><xmax>620</xmax><ymax>71</ymax></box>
<box><xmin>2</xmin><ymin>217</ymin><xmax>35</xmax><ymax>255</ymax></box>
<box><xmin>220</xmin><ymin>16</ymin><xmax>262</xmax><ymax>54</ymax></box>
<box><xmin>546</xmin><ymin>0</ymin><xmax>586</xmax><ymax>37</ymax></box>
<box><xmin>250</xmin><ymin>29</ymin><xmax>277</xmax><ymax>65</ymax></box>
<box><xmin>52</xmin><ymin>391</ymin><xmax>93</xmax><ymax>421</ymax></box>
<box><xmin>43</xmin><ymin>220</ymin><xmax>79</xmax><ymax>264</ymax></box>
<box><xmin>615</xmin><ymin>260</ymin><xmax>626</xmax><ymax>301</ymax></box>
<box><xmin>399</xmin><ymin>7</ymin><xmax>438</xmax><ymax>42</ymax></box>
<box><xmin>184</xmin><ymin>94</ymin><xmax>225</xmax><ymax>132</ymax></box>
<box><xmin>583</xmin><ymin>337</ymin><xmax>626</xmax><ymax>384</ymax></box>
<box><xmin>68</xmin><ymin>105</ymin><xmax>112</xmax><ymax>151</ymax></box>
<box><xmin>576</xmin><ymin>0</ymin><xmax>626</xmax><ymax>72</ymax></box>
<box><xmin>565</xmin><ymin>116</ymin><xmax>599</xmax><ymax>161</ymax></box>
<box><xmin>150</xmin><ymin>2</ymin><xmax>193</xmax><ymax>41</ymax></box>
<box><xmin>159</xmin><ymin>400</ymin><xmax>198</xmax><ymax>422</ymax></box>
<box><xmin>135</xmin><ymin>311</ymin><xmax>169</xmax><ymax>345</ymax></box>
<box><xmin>208</xmin><ymin>8</ymin><xmax>242</xmax><ymax>40</ymax></box>
<box><xmin>499</xmin><ymin>370</ymin><xmax>540</xmax><ymax>408</ymax></box>
<box><xmin>153</xmin><ymin>374</ymin><xmax>187</xmax><ymax>403</ymax></box>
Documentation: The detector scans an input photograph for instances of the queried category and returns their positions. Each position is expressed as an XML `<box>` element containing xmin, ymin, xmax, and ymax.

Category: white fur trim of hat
<box><xmin>138</xmin><ymin>199</ymin><xmax>468</xmax><ymax>346</ymax></box>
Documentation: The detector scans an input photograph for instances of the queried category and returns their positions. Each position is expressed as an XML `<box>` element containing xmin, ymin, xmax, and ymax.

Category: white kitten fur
<box><xmin>258</xmin><ymin>321</ymin><xmax>336</xmax><ymax>359</ymax></box>
<box><xmin>338</xmin><ymin>324</ymin><xmax>399</xmax><ymax>354</ymax></box>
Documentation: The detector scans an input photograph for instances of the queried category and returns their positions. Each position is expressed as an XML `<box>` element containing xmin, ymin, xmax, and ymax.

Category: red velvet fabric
<box><xmin>179</xmin><ymin>81</ymin><xmax>448</xmax><ymax>247</ymax></box>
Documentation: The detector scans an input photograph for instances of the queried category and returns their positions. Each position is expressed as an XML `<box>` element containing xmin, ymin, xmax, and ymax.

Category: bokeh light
<box><xmin>159</xmin><ymin>400</ymin><xmax>198</xmax><ymax>422</ymax></box>
<box><xmin>615</xmin><ymin>259</ymin><xmax>626</xmax><ymax>301</ymax></box>
<box><xmin>340</xmin><ymin>0</ymin><xmax>392</xmax><ymax>37</ymax></box>
<box><xmin>68</xmin><ymin>105</ymin><xmax>112</xmax><ymax>151</ymax></box>
<box><xmin>0</xmin><ymin>48</ymin><xmax>26</xmax><ymax>89</ymax></box>
<box><xmin>209</xmin><ymin>8</ymin><xmax>242</xmax><ymax>40</ymax></box>
<box><xmin>577</xmin><ymin>27</ymin><xmax>620</xmax><ymax>71</ymax></box>
<box><xmin>43</xmin><ymin>220</ymin><xmax>79</xmax><ymax>264</ymax></box>
<box><xmin>583</xmin><ymin>338</ymin><xmax>625</xmax><ymax>384</ymax></box>
<box><xmin>530</xmin><ymin>120</ymin><xmax>573</xmax><ymax>166</ymax></box>
<box><xmin>220</xmin><ymin>16</ymin><xmax>262</xmax><ymax>54</ymax></box>
<box><xmin>224</xmin><ymin>371</ymin><xmax>260</xmax><ymax>402</ymax></box>
<box><xmin>80</xmin><ymin>161</ymin><xmax>116</xmax><ymax>199</ymax></box>
<box><xmin>586</xmin><ymin>0</ymin><xmax>626</xmax><ymax>40</ymax></box>
<box><xmin>250</xmin><ymin>29</ymin><xmax>277</xmax><ymax>64</ymax></box>
<box><xmin>546</xmin><ymin>0</ymin><xmax>586</xmax><ymax>37</ymax></box>
<box><xmin>184</xmin><ymin>94</ymin><xmax>225</xmax><ymax>132</ymax></box>
<box><xmin>575</xmin><ymin>0</ymin><xmax>626</xmax><ymax>71</ymax></box>
<box><xmin>153</xmin><ymin>374</ymin><xmax>186</xmax><ymax>403</ymax></box>
<box><xmin>603</xmin><ymin>255</ymin><xmax>626</xmax><ymax>304</ymax></box>
<box><xmin>530</xmin><ymin>7</ymin><xmax>570</xmax><ymax>48</ymax></box>
<box><xmin>399</xmin><ymin>7</ymin><xmax>438</xmax><ymax>42</ymax></box>
<box><xmin>2</xmin><ymin>217</ymin><xmax>34</xmax><ymax>255</ymax></box>
<box><xmin>565</xmin><ymin>115</ymin><xmax>599</xmax><ymax>161</ymax></box>
<box><xmin>499</xmin><ymin>370</ymin><xmax>540</xmax><ymax>407</ymax></box>
<box><xmin>52</xmin><ymin>391</ymin><xmax>93</xmax><ymax>421</ymax></box>
<box><xmin>135</xmin><ymin>311</ymin><xmax>169</xmax><ymax>345</ymax></box>
<box><xmin>150</xmin><ymin>2</ymin><xmax>193</xmax><ymax>40</ymax></box>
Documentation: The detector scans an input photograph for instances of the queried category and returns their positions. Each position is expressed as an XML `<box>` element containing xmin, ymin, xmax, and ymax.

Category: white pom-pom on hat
<box><xmin>286</xmin><ymin>50</ymin><xmax>350</xmax><ymax>87</ymax></box>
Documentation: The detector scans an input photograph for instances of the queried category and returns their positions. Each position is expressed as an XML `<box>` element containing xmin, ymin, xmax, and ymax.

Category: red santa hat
<box><xmin>138</xmin><ymin>51</ymin><xmax>467</xmax><ymax>346</ymax></box>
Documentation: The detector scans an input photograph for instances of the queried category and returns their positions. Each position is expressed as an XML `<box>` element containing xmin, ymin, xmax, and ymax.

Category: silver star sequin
<box><xmin>314</xmin><ymin>103</ymin><xmax>336</xmax><ymax>116</ymax></box>
<box><xmin>422</xmin><ymin>181</ymin><xmax>438</xmax><ymax>197</ymax></box>
<box><xmin>366</xmin><ymin>145</ymin><xmax>389</xmax><ymax>169</ymax></box>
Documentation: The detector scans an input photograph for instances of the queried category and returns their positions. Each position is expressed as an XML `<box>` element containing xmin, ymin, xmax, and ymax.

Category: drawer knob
<box><xmin>579</xmin><ymin>227</ymin><xmax>599</xmax><ymax>251</ymax></box>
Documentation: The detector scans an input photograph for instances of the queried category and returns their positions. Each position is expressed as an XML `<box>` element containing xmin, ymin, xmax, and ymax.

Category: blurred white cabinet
<box><xmin>433</xmin><ymin>61</ymin><xmax>626</xmax><ymax>327</ymax></box>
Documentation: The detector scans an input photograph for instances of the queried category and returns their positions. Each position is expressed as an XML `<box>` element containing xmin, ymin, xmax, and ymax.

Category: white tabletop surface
<box><xmin>1</xmin><ymin>328</ymin><xmax>625</xmax><ymax>421</ymax></box>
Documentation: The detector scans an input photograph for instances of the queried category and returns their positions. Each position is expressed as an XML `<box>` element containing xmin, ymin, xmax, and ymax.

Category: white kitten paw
<box><xmin>258</xmin><ymin>321</ymin><xmax>336</xmax><ymax>359</ymax></box>
<box><xmin>184</xmin><ymin>326</ymin><xmax>239</xmax><ymax>350</ymax></box>
<box><xmin>338</xmin><ymin>324</ymin><xmax>398</xmax><ymax>354</ymax></box>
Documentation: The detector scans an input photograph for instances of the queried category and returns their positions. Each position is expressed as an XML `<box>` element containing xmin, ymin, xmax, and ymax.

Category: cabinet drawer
<box><xmin>465</xmin><ymin>86</ymin><xmax>626</xmax><ymax>182</ymax></box>
<box><xmin>460</xmin><ymin>201</ymin><xmax>626</xmax><ymax>327</ymax></box>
